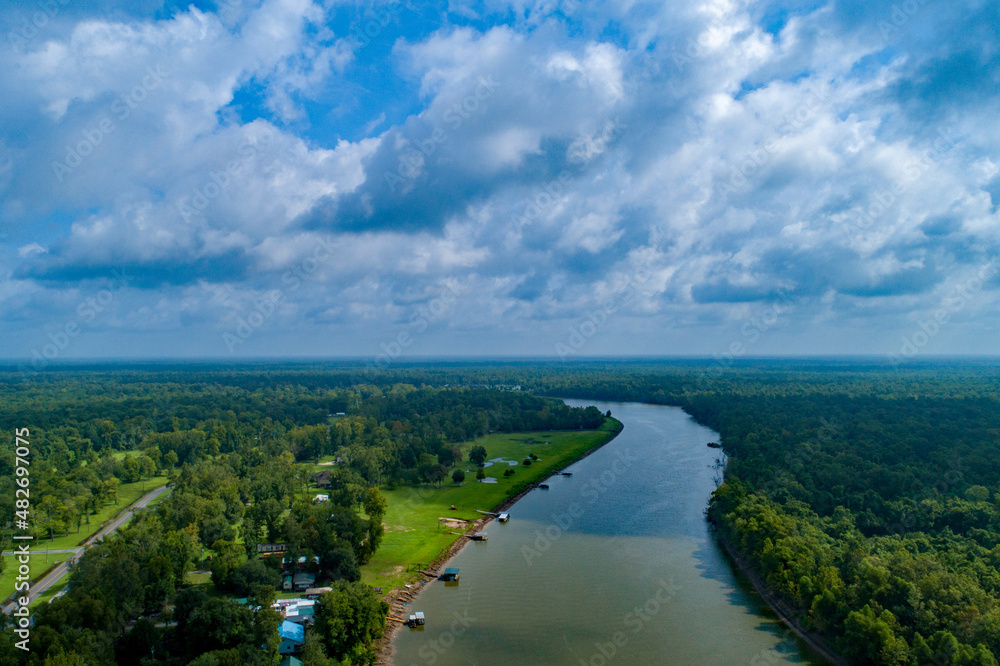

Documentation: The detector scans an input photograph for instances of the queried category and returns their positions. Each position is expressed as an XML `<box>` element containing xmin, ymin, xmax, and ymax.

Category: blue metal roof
<box><xmin>279</xmin><ymin>620</ymin><xmax>305</xmax><ymax>642</ymax></box>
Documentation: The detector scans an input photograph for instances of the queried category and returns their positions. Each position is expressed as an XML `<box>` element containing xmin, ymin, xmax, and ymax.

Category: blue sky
<box><xmin>1</xmin><ymin>0</ymin><xmax>998</xmax><ymax>363</ymax></box>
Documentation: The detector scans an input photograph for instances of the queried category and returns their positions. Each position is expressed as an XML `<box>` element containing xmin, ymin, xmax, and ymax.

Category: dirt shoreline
<box><xmin>374</xmin><ymin>423</ymin><xmax>623</xmax><ymax>665</ymax></box>
<box><xmin>713</xmin><ymin>531</ymin><xmax>848</xmax><ymax>666</ymax></box>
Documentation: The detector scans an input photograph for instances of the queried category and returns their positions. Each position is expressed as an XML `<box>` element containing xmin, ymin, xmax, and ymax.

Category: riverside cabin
<box><xmin>497</xmin><ymin>512</ymin><xmax>510</xmax><ymax>522</ymax></box>
<box><xmin>439</xmin><ymin>568</ymin><xmax>460</xmax><ymax>582</ymax></box>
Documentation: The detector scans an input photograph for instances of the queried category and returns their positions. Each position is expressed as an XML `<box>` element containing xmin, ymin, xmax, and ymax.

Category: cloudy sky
<box><xmin>1</xmin><ymin>0</ymin><xmax>998</xmax><ymax>362</ymax></box>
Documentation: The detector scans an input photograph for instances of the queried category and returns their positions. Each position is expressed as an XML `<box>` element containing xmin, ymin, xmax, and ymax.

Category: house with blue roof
<box><xmin>278</xmin><ymin>619</ymin><xmax>305</xmax><ymax>655</ymax></box>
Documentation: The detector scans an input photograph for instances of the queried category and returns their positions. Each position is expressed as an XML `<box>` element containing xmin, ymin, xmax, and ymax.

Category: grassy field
<box><xmin>27</xmin><ymin>475</ymin><xmax>169</xmax><ymax>551</ymax></box>
<box><xmin>360</xmin><ymin>420</ymin><xmax>621</xmax><ymax>590</ymax></box>
<box><xmin>0</xmin><ymin>475</ymin><xmax>168</xmax><ymax>604</ymax></box>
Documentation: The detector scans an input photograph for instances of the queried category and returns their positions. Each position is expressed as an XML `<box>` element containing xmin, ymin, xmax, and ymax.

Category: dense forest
<box><xmin>0</xmin><ymin>372</ymin><xmax>604</xmax><ymax>665</ymax></box>
<box><xmin>1</xmin><ymin>359</ymin><xmax>999</xmax><ymax>665</ymax></box>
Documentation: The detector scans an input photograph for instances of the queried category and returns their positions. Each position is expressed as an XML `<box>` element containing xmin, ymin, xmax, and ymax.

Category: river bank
<box><xmin>713</xmin><ymin>527</ymin><xmax>847</xmax><ymax>664</ymax></box>
<box><xmin>374</xmin><ymin>420</ymin><xmax>624</xmax><ymax>665</ymax></box>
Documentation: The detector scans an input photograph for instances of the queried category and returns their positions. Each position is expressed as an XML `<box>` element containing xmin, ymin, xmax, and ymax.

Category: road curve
<box><xmin>2</xmin><ymin>485</ymin><xmax>171</xmax><ymax>614</ymax></box>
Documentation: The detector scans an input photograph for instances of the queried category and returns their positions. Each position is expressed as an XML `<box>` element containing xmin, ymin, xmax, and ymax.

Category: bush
<box><xmin>476</xmin><ymin>467</ymin><xmax>486</xmax><ymax>480</ymax></box>
<box><xmin>522</xmin><ymin>459</ymin><xmax>532</xmax><ymax>466</ymax></box>
<box><xmin>452</xmin><ymin>469</ymin><xmax>466</xmax><ymax>484</ymax></box>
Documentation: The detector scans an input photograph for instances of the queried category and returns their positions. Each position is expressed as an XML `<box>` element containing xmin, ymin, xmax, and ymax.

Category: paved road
<box><xmin>2</xmin><ymin>485</ymin><xmax>171</xmax><ymax>613</ymax></box>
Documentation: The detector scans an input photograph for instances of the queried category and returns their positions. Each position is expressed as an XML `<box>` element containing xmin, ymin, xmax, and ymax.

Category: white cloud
<box><xmin>1</xmin><ymin>0</ymin><xmax>998</xmax><ymax>357</ymax></box>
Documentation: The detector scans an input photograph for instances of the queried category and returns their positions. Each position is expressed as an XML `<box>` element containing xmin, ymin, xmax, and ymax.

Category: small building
<box><xmin>284</xmin><ymin>605</ymin><xmax>315</xmax><ymax>627</ymax></box>
<box><xmin>439</xmin><ymin>568</ymin><xmax>460</xmax><ymax>582</ymax></box>
<box><xmin>304</xmin><ymin>587</ymin><xmax>333</xmax><ymax>599</ymax></box>
<box><xmin>293</xmin><ymin>572</ymin><xmax>316</xmax><ymax>591</ymax></box>
<box><xmin>278</xmin><ymin>620</ymin><xmax>304</xmax><ymax>655</ymax></box>
<box><xmin>313</xmin><ymin>494</ymin><xmax>329</xmax><ymax>502</ymax></box>
<box><xmin>257</xmin><ymin>543</ymin><xmax>288</xmax><ymax>555</ymax></box>
<box><xmin>315</xmin><ymin>470</ymin><xmax>332</xmax><ymax>488</ymax></box>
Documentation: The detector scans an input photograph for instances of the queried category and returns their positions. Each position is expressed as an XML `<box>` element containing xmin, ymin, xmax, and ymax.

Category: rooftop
<box><xmin>279</xmin><ymin>620</ymin><xmax>305</xmax><ymax>643</ymax></box>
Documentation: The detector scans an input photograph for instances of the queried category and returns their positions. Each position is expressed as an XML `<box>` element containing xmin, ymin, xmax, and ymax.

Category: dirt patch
<box><xmin>437</xmin><ymin>517</ymin><xmax>471</xmax><ymax>530</ymax></box>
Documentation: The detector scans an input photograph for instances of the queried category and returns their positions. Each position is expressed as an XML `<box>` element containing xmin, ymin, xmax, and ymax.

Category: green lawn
<box><xmin>0</xmin><ymin>475</ymin><xmax>168</xmax><ymax>604</ymax></box>
<box><xmin>28</xmin><ymin>475</ymin><xmax>168</xmax><ymax>551</ymax></box>
<box><xmin>360</xmin><ymin>421</ymin><xmax>620</xmax><ymax>590</ymax></box>
<box><xmin>0</xmin><ymin>557</ymin><xmax>63</xmax><ymax>605</ymax></box>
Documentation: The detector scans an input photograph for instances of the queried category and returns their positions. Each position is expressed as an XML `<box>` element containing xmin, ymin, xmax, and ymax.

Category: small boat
<box><xmin>707</xmin><ymin>442</ymin><xmax>722</xmax><ymax>449</ymax></box>
<box><xmin>497</xmin><ymin>512</ymin><xmax>510</xmax><ymax>522</ymax></box>
<box><xmin>560</xmin><ymin>471</ymin><xmax>573</xmax><ymax>476</ymax></box>
<box><xmin>539</xmin><ymin>484</ymin><xmax>549</xmax><ymax>489</ymax></box>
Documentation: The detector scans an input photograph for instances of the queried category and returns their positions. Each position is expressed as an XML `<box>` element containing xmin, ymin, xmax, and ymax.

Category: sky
<box><xmin>1</xmin><ymin>0</ymin><xmax>998</xmax><ymax>365</ymax></box>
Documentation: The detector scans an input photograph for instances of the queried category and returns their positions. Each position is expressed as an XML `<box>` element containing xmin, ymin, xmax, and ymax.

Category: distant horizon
<box><xmin>3</xmin><ymin>353</ymin><xmax>999</xmax><ymax>364</ymax></box>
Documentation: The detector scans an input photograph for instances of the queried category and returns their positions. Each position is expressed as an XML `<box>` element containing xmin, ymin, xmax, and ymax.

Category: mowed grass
<box><xmin>29</xmin><ymin>476</ymin><xmax>169</xmax><ymax>551</ymax></box>
<box><xmin>361</xmin><ymin>421</ymin><xmax>620</xmax><ymax>590</ymax></box>
<box><xmin>0</xmin><ymin>476</ymin><xmax>169</xmax><ymax>603</ymax></box>
<box><xmin>0</xmin><ymin>557</ymin><xmax>61</xmax><ymax>605</ymax></box>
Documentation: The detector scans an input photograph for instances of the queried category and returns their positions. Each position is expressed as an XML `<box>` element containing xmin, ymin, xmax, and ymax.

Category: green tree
<box><xmin>469</xmin><ymin>445</ymin><xmax>488</xmax><ymax>466</ymax></box>
<box><xmin>313</xmin><ymin>581</ymin><xmax>388</xmax><ymax>665</ymax></box>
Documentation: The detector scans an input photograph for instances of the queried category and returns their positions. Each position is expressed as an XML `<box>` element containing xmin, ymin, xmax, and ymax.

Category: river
<box><xmin>390</xmin><ymin>400</ymin><xmax>825</xmax><ymax>665</ymax></box>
